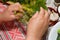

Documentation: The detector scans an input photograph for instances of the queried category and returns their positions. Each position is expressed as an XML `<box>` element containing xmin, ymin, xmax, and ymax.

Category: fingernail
<box><xmin>36</xmin><ymin>11</ymin><xmax>38</xmax><ymax>13</ymax></box>
<box><xmin>40</xmin><ymin>7</ymin><xmax>44</xmax><ymax>11</ymax></box>
<box><xmin>40</xmin><ymin>7</ymin><xmax>43</xmax><ymax>10</ymax></box>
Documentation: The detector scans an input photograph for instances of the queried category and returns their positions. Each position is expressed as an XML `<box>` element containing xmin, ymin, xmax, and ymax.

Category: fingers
<box><xmin>15</xmin><ymin>13</ymin><xmax>23</xmax><ymax>19</ymax></box>
<box><xmin>44</xmin><ymin>10</ymin><xmax>50</xmax><ymax>27</ymax></box>
<box><xmin>44</xmin><ymin>10</ymin><xmax>50</xmax><ymax>25</ymax></box>
<box><xmin>30</xmin><ymin>7</ymin><xmax>50</xmax><ymax>21</ymax></box>
<box><xmin>8</xmin><ymin>4</ymin><xmax>19</xmax><ymax>11</ymax></box>
<box><xmin>32</xmin><ymin>11</ymin><xmax>38</xmax><ymax>18</ymax></box>
<box><xmin>7</xmin><ymin>1</ymin><xmax>15</xmax><ymax>5</ymax></box>
<box><xmin>14</xmin><ymin>3</ymin><xmax>24</xmax><ymax>12</ymax></box>
<box><xmin>29</xmin><ymin>11</ymin><xmax>38</xmax><ymax>21</ymax></box>
<box><xmin>39</xmin><ymin>7</ymin><xmax>45</xmax><ymax>17</ymax></box>
<box><xmin>9</xmin><ymin>13</ymin><xmax>23</xmax><ymax>20</ymax></box>
<box><xmin>38</xmin><ymin>7</ymin><xmax>50</xmax><ymax>19</ymax></box>
<box><xmin>8</xmin><ymin>3</ymin><xmax>23</xmax><ymax>13</ymax></box>
<box><xmin>5</xmin><ymin>3</ymin><xmax>24</xmax><ymax>21</ymax></box>
<box><xmin>45</xmin><ymin>10</ymin><xmax>50</xmax><ymax>19</ymax></box>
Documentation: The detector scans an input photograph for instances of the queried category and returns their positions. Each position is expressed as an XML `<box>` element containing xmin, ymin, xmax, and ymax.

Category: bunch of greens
<box><xmin>2</xmin><ymin>0</ymin><xmax>47</xmax><ymax>24</ymax></box>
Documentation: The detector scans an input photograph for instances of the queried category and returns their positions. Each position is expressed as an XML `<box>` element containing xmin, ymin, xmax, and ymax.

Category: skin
<box><xmin>0</xmin><ymin>3</ymin><xmax>23</xmax><ymax>23</ymax></box>
<box><xmin>26</xmin><ymin>7</ymin><xmax>50</xmax><ymax>40</ymax></box>
<box><xmin>0</xmin><ymin>3</ymin><xmax>50</xmax><ymax>40</ymax></box>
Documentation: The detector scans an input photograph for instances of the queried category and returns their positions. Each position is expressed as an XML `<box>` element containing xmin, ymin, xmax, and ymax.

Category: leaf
<box><xmin>57</xmin><ymin>29</ymin><xmax>60</xmax><ymax>34</ymax></box>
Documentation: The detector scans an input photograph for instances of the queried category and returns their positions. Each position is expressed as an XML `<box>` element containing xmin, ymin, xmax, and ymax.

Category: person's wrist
<box><xmin>26</xmin><ymin>30</ymin><xmax>42</xmax><ymax>40</ymax></box>
<box><xmin>26</xmin><ymin>34</ymin><xmax>42</xmax><ymax>40</ymax></box>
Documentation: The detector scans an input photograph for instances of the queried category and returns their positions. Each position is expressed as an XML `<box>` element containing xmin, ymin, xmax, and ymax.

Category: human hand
<box><xmin>0</xmin><ymin>3</ymin><xmax>23</xmax><ymax>22</ymax></box>
<box><xmin>26</xmin><ymin>7</ymin><xmax>50</xmax><ymax>40</ymax></box>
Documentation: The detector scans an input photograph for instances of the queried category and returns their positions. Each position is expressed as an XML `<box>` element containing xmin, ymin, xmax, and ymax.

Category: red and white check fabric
<box><xmin>0</xmin><ymin>21</ymin><xmax>26</xmax><ymax>40</ymax></box>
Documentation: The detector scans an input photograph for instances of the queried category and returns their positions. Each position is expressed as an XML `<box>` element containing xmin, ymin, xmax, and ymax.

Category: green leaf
<box><xmin>57</xmin><ymin>29</ymin><xmax>60</xmax><ymax>34</ymax></box>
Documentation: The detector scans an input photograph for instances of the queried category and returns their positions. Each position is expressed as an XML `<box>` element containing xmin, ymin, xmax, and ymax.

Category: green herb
<box><xmin>2</xmin><ymin>0</ymin><xmax>47</xmax><ymax>24</ymax></box>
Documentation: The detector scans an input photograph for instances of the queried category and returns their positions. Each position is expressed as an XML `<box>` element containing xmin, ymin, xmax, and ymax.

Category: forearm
<box><xmin>26</xmin><ymin>30</ymin><xmax>42</xmax><ymax>40</ymax></box>
<box><xmin>26</xmin><ymin>36</ymin><xmax>42</xmax><ymax>40</ymax></box>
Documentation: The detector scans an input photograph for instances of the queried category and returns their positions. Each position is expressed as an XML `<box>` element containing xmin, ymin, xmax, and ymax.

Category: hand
<box><xmin>26</xmin><ymin>7</ymin><xmax>50</xmax><ymax>40</ymax></box>
<box><xmin>0</xmin><ymin>3</ymin><xmax>23</xmax><ymax>22</ymax></box>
